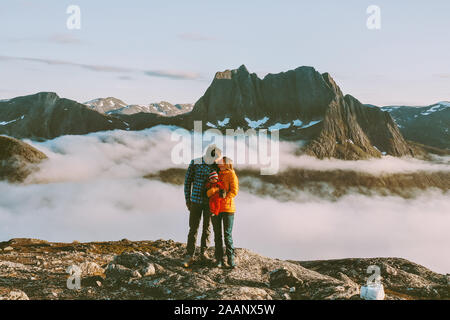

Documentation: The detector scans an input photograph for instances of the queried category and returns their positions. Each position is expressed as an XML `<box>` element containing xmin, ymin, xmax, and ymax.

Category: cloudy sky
<box><xmin>0</xmin><ymin>0</ymin><xmax>449</xmax><ymax>106</ymax></box>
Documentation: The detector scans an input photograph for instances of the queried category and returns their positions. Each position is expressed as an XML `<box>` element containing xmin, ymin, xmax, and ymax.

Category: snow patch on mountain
<box><xmin>437</xmin><ymin>101</ymin><xmax>450</xmax><ymax>107</ymax></box>
<box><xmin>293</xmin><ymin>120</ymin><xmax>303</xmax><ymax>126</ymax></box>
<box><xmin>218</xmin><ymin>117</ymin><xmax>230</xmax><ymax>127</ymax></box>
<box><xmin>301</xmin><ymin>120</ymin><xmax>322</xmax><ymax>129</ymax></box>
<box><xmin>0</xmin><ymin>115</ymin><xmax>25</xmax><ymax>126</ymax></box>
<box><xmin>245</xmin><ymin>117</ymin><xmax>269</xmax><ymax>128</ymax></box>
<box><xmin>269</xmin><ymin>122</ymin><xmax>291</xmax><ymax>131</ymax></box>
<box><xmin>421</xmin><ymin>103</ymin><xmax>449</xmax><ymax>116</ymax></box>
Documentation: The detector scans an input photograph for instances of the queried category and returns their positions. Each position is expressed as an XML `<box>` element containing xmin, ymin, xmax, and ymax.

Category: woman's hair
<box><xmin>221</xmin><ymin>156</ymin><xmax>233</xmax><ymax>171</ymax></box>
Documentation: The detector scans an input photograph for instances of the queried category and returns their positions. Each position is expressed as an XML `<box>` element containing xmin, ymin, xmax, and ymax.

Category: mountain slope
<box><xmin>380</xmin><ymin>102</ymin><xmax>450</xmax><ymax>149</ymax></box>
<box><xmin>304</xmin><ymin>74</ymin><xmax>415</xmax><ymax>159</ymax></box>
<box><xmin>0</xmin><ymin>135</ymin><xmax>47</xmax><ymax>182</ymax></box>
<box><xmin>0</xmin><ymin>92</ymin><xmax>128</xmax><ymax>139</ymax></box>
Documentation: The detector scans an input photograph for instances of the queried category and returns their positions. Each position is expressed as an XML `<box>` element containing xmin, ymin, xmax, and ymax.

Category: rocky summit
<box><xmin>185</xmin><ymin>65</ymin><xmax>418</xmax><ymax>159</ymax></box>
<box><xmin>0</xmin><ymin>238</ymin><xmax>447</xmax><ymax>300</ymax></box>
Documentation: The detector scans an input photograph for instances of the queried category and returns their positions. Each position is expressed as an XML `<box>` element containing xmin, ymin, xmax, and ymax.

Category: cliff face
<box><xmin>304</xmin><ymin>76</ymin><xmax>415</xmax><ymax>159</ymax></box>
<box><xmin>190</xmin><ymin>65</ymin><xmax>334</xmax><ymax>126</ymax></box>
<box><xmin>0</xmin><ymin>238</ymin><xmax>448</xmax><ymax>300</ymax></box>
<box><xmin>185</xmin><ymin>65</ymin><xmax>416</xmax><ymax>159</ymax></box>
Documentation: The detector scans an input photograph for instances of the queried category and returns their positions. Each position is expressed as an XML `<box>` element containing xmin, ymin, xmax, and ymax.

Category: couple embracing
<box><xmin>183</xmin><ymin>145</ymin><xmax>239</xmax><ymax>269</ymax></box>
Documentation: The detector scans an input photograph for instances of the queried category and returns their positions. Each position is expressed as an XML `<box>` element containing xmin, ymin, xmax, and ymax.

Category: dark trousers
<box><xmin>186</xmin><ymin>202</ymin><xmax>211</xmax><ymax>256</ymax></box>
<box><xmin>211</xmin><ymin>212</ymin><xmax>235</xmax><ymax>260</ymax></box>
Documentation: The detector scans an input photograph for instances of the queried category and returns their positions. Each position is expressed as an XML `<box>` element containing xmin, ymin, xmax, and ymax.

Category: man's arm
<box><xmin>184</xmin><ymin>160</ymin><xmax>194</xmax><ymax>207</ymax></box>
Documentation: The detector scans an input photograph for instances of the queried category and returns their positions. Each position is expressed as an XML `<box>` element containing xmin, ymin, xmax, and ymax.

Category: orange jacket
<box><xmin>206</xmin><ymin>169</ymin><xmax>239</xmax><ymax>213</ymax></box>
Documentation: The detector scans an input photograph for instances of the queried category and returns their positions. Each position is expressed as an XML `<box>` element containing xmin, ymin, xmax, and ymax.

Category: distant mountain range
<box><xmin>379</xmin><ymin>102</ymin><xmax>449</xmax><ymax>150</ymax></box>
<box><xmin>0</xmin><ymin>65</ymin><xmax>448</xmax><ymax>159</ymax></box>
<box><xmin>84</xmin><ymin>97</ymin><xmax>193</xmax><ymax>116</ymax></box>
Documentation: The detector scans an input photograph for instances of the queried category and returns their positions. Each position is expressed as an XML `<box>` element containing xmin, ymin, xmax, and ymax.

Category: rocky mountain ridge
<box><xmin>0</xmin><ymin>92</ymin><xmax>129</xmax><ymax>140</ymax></box>
<box><xmin>0</xmin><ymin>238</ymin><xmax>448</xmax><ymax>300</ymax></box>
<box><xmin>1</xmin><ymin>66</ymin><xmax>448</xmax><ymax>160</ymax></box>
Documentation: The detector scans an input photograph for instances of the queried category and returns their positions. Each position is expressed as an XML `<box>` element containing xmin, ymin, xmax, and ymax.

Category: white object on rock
<box><xmin>360</xmin><ymin>283</ymin><xmax>385</xmax><ymax>300</ymax></box>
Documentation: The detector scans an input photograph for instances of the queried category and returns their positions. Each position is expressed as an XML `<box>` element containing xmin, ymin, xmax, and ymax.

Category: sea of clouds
<box><xmin>0</xmin><ymin>126</ymin><xmax>449</xmax><ymax>273</ymax></box>
<box><xmin>20</xmin><ymin>126</ymin><xmax>450</xmax><ymax>183</ymax></box>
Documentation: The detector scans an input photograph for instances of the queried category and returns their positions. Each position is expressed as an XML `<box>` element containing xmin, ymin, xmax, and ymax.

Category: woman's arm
<box><xmin>226</xmin><ymin>171</ymin><xmax>239</xmax><ymax>199</ymax></box>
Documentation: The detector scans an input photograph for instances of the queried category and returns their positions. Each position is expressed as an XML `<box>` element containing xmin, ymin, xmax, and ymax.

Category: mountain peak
<box><xmin>236</xmin><ymin>64</ymin><xmax>249</xmax><ymax>73</ymax></box>
<box><xmin>214</xmin><ymin>64</ymin><xmax>250</xmax><ymax>80</ymax></box>
<box><xmin>33</xmin><ymin>92</ymin><xmax>59</xmax><ymax>99</ymax></box>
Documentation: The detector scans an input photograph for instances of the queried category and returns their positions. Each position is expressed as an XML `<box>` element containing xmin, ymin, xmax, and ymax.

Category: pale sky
<box><xmin>0</xmin><ymin>0</ymin><xmax>449</xmax><ymax>106</ymax></box>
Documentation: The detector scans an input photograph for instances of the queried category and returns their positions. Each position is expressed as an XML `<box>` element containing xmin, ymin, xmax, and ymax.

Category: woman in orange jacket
<box><xmin>206</xmin><ymin>156</ymin><xmax>239</xmax><ymax>268</ymax></box>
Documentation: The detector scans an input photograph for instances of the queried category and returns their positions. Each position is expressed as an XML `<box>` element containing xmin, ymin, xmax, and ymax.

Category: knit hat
<box><xmin>208</xmin><ymin>171</ymin><xmax>219</xmax><ymax>181</ymax></box>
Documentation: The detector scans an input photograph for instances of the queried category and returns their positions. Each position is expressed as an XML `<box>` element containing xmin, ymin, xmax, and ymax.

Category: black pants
<box><xmin>186</xmin><ymin>202</ymin><xmax>211</xmax><ymax>256</ymax></box>
<box><xmin>211</xmin><ymin>212</ymin><xmax>235</xmax><ymax>260</ymax></box>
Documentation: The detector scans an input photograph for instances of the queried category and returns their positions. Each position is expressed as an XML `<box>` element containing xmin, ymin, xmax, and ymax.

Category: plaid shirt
<box><xmin>184</xmin><ymin>157</ymin><xmax>216</xmax><ymax>204</ymax></box>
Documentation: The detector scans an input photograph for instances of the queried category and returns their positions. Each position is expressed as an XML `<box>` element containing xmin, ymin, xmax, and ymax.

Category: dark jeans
<box><xmin>186</xmin><ymin>202</ymin><xmax>211</xmax><ymax>256</ymax></box>
<box><xmin>211</xmin><ymin>212</ymin><xmax>235</xmax><ymax>260</ymax></box>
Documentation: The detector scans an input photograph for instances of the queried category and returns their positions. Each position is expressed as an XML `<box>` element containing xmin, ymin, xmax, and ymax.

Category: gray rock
<box><xmin>140</xmin><ymin>263</ymin><xmax>156</xmax><ymax>277</ymax></box>
<box><xmin>113</xmin><ymin>252</ymin><xmax>149</xmax><ymax>269</ymax></box>
<box><xmin>269</xmin><ymin>268</ymin><xmax>303</xmax><ymax>288</ymax></box>
<box><xmin>105</xmin><ymin>263</ymin><xmax>136</xmax><ymax>279</ymax></box>
<box><xmin>79</xmin><ymin>261</ymin><xmax>105</xmax><ymax>276</ymax></box>
<box><xmin>215</xmin><ymin>286</ymin><xmax>273</xmax><ymax>300</ymax></box>
<box><xmin>0</xmin><ymin>288</ymin><xmax>29</xmax><ymax>300</ymax></box>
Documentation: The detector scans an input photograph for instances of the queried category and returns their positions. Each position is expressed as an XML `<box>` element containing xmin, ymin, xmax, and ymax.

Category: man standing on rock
<box><xmin>183</xmin><ymin>145</ymin><xmax>222</xmax><ymax>268</ymax></box>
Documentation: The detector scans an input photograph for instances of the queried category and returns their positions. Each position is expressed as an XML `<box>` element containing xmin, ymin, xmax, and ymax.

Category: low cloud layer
<box><xmin>0</xmin><ymin>127</ymin><xmax>447</xmax><ymax>273</ymax></box>
<box><xmin>23</xmin><ymin>126</ymin><xmax>450</xmax><ymax>185</ymax></box>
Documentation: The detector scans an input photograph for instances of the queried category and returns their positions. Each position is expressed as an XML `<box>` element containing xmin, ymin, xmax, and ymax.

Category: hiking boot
<box><xmin>214</xmin><ymin>259</ymin><xmax>225</xmax><ymax>268</ymax></box>
<box><xmin>199</xmin><ymin>252</ymin><xmax>210</xmax><ymax>264</ymax></box>
<box><xmin>227</xmin><ymin>255</ymin><xmax>236</xmax><ymax>269</ymax></box>
<box><xmin>182</xmin><ymin>255</ymin><xmax>194</xmax><ymax>268</ymax></box>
